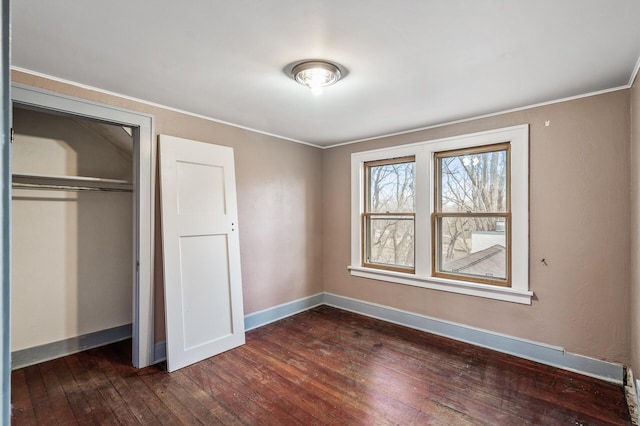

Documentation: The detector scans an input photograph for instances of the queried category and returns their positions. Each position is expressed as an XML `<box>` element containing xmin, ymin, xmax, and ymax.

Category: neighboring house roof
<box><xmin>443</xmin><ymin>244</ymin><xmax>505</xmax><ymax>278</ymax></box>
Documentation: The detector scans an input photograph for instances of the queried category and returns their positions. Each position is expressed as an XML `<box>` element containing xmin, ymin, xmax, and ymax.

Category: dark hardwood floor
<box><xmin>11</xmin><ymin>306</ymin><xmax>631</xmax><ymax>425</ymax></box>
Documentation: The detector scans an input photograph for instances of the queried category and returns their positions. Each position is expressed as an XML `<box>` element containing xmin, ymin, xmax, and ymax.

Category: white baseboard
<box><xmin>323</xmin><ymin>292</ymin><xmax>624</xmax><ymax>384</ymax></box>
<box><xmin>244</xmin><ymin>293</ymin><xmax>324</xmax><ymax>331</ymax></box>
<box><xmin>11</xmin><ymin>324</ymin><xmax>132</xmax><ymax>370</ymax></box>
<box><xmin>54</xmin><ymin>293</ymin><xmax>622</xmax><ymax>386</ymax></box>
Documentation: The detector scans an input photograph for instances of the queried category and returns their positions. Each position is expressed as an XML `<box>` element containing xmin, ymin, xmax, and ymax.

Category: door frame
<box><xmin>1</xmin><ymin>0</ymin><xmax>11</xmax><ymax>420</ymax></box>
<box><xmin>10</xmin><ymin>84</ymin><xmax>155</xmax><ymax>368</ymax></box>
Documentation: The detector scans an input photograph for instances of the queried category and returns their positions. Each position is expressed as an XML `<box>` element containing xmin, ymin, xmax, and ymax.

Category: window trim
<box><xmin>349</xmin><ymin>125</ymin><xmax>531</xmax><ymax>305</ymax></box>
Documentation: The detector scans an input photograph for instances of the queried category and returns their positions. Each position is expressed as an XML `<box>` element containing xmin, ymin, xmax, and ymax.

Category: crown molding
<box><xmin>11</xmin><ymin>66</ymin><xmax>323</xmax><ymax>149</ymax></box>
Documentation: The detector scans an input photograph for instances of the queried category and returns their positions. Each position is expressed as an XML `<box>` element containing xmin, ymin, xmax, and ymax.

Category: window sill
<box><xmin>348</xmin><ymin>266</ymin><xmax>533</xmax><ymax>305</ymax></box>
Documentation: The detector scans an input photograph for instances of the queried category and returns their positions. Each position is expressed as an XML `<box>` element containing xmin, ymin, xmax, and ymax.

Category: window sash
<box><xmin>433</xmin><ymin>143</ymin><xmax>511</xmax><ymax>286</ymax></box>
<box><xmin>363</xmin><ymin>156</ymin><xmax>416</xmax><ymax>273</ymax></box>
<box><xmin>432</xmin><ymin>213</ymin><xmax>510</xmax><ymax>286</ymax></box>
<box><xmin>434</xmin><ymin>142</ymin><xmax>510</xmax><ymax>214</ymax></box>
<box><xmin>362</xmin><ymin>213</ymin><xmax>415</xmax><ymax>273</ymax></box>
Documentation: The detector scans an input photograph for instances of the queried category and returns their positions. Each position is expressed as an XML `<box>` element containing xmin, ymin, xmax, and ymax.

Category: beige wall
<box><xmin>323</xmin><ymin>90</ymin><xmax>631</xmax><ymax>364</ymax></box>
<box><xmin>11</xmin><ymin>108</ymin><xmax>133</xmax><ymax>350</ymax></box>
<box><xmin>12</xmin><ymin>70</ymin><xmax>634</xmax><ymax>366</ymax></box>
<box><xmin>12</xmin><ymin>70</ymin><xmax>324</xmax><ymax>343</ymax></box>
<box><xmin>631</xmin><ymin>71</ymin><xmax>640</xmax><ymax>374</ymax></box>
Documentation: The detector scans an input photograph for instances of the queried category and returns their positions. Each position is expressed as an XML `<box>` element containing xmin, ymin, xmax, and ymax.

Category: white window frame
<box><xmin>349</xmin><ymin>124</ymin><xmax>531</xmax><ymax>304</ymax></box>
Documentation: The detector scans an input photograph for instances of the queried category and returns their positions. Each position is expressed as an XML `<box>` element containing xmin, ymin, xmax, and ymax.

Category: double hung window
<box><xmin>349</xmin><ymin>125</ymin><xmax>530</xmax><ymax>304</ymax></box>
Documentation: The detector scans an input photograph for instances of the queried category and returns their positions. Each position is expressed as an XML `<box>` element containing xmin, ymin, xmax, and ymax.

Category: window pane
<box><xmin>367</xmin><ymin>161</ymin><xmax>415</xmax><ymax>213</ymax></box>
<box><xmin>438</xmin><ymin>149</ymin><xmax>507</xmax><ymax>213</ymax></box>
<box><xmin>436</xmin><ymin>216</ymin><xmax>507</xmax><ymax>280</ymax></box>
<box><xmin>366</xmin><ymin>216</ymin><xmax>414</xmax><ymax>268</ymax></box>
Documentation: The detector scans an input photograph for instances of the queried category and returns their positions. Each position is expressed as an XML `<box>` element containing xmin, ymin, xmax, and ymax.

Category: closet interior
<box><xmin>11</xmin><ymin>105</ymin><xmax>135</xmax><ymax>368</ymax></box>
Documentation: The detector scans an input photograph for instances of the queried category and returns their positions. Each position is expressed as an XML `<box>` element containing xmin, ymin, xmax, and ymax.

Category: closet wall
<box><xmin>11</xmin><ymin>107</ymin><xmax>133</xmax><ymax>352</ymax></box>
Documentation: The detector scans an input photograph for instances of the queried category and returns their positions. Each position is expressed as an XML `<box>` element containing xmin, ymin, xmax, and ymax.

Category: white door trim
<box><xmin>1</xmin><ymin>0</ymin><xmax>11</xmax><ymax>420</ymax></box>
<box><xmin>10</xmin><ymin>84</ymin><xmax>155</xmax><ymax>368</ymax></box>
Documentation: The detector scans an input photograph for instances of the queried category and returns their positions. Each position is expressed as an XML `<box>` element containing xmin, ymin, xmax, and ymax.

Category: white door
<box><xmin>159</xmin><ymin>135</ymin><xmax>245</xmax><ymax>372</ymax></box>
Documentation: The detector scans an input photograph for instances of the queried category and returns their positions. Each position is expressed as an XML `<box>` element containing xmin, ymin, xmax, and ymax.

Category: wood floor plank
<box><xmin>47</xmin><ymin>357</ymin><xmax>94</xmax><ymax>425</ymax></box>
<box><xmin>23</xmin><ymin>365</ymin><xmax>58</xmax><ymax>425</ymax></box>
<box><xmin>241</xmin><ymin>332</ymin><xmax>479</xmax><ymax>425</ymax></box>
<box><xmin>11</xmin><ymin>306</ymin><xmax>632</xmax><ymax>425</ymax></box>
<box><xmin>123</xmin><ymin>374</ymin><xmax>183</xmax><ymax>426</ymax></box>
<box><xmin>212</xmin><ymin>347</ymin><xmax>359</xmax><ymax>425</ymax></box>
<box><xmin>64</xmin><ymin>352</ymin><xmax>122</xmax><ymax>425</ymax></box>
<box><xmin>167</xmin><ymin>371</ymin><xmax>228</xmax><ymax>424</ymax></box>
<box><xmin>231</xmin><ymin>345</ymin><xmax>369</xmax><ymax>424</ymax></box>
<box><xmin>247</xmin><ymin>319</ymin><xmax>486</xmax><ymax>425</ymax></box>
<box><xmin>89</xmin><ymin>343</ymin><xmax>162</xmax><ymax>425</ymax></box>
<box><xmin>302</xmin><ymin>307</ymin><xmax>631</xmax><ymax>424</ymax></box>
<box><xmin>75</xmin><ymin>349</ymin><xmax>140</xmax><ymax>425</ymax></box>
<box><xmin>250</xmin><ymin>316</ymin><xmax>475</xmax><ymax>410</ymax></box>
<box><xmin>189</xmin><ymin>354</ymin><xmax>303</xmax><ymax>424</ymax></box>
<box><xmin>38</xmin><ymin>360</ymin><xmax>78</xmax><ymax>425</ymax></box>
<box><xmin>101</xmin><ymin>342</ymin><xmax>183</xmax><ymax>426</ymax></box>
<box><xmin>138</xmin><ymin>363</ymin><xmax>217</xmax><ymax>425</ymax></box>
<box><xmin>10</xmin><ymin>369</ymin><xmax>37</xmax><ymax>426</ymax></box>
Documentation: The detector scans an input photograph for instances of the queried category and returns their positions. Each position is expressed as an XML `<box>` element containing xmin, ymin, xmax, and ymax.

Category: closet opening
<box><xmin>10</xmin><ymin>85</ymin><xmax>154</xmax><ymax>369</ymax></box>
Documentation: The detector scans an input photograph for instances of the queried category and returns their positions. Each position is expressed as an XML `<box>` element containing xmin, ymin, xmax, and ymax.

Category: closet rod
<box><xmin>12</xmin><ymin>182</ymin><xmax>133</xmax><ymax>193</ymax></box>
<box><xmin>12</xmin><ymin>173</ymin><xmax>134</xmax><ymax>192</ymax></box>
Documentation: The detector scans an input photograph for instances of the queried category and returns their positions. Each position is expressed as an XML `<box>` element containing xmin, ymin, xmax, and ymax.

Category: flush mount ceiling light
<box><xmin>291</xmin><ymin>60</ymin><xmax>344</xmax><ymax>96</ymax></box>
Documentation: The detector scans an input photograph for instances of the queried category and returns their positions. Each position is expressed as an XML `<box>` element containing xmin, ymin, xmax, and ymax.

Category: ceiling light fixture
<box><xmin>291</xmin><ymin>60</ymin><xmax>343</xmax><ymax>96</ymax></box>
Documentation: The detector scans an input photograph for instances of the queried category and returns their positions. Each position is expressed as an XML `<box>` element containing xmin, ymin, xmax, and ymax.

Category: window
<box><xmin>433</xmin><ymin>143</ymin><xmax>510</xmax><ymax>286</ymax></box>
<box><xmin>363</xmin><ymin>157</ymin><xmax>415</xmax><ymax>273</ymax></box>
<box><xmin>349</xmin><ymin>125</ymin><xmax>530</xmax><ymax>304</ymax></box>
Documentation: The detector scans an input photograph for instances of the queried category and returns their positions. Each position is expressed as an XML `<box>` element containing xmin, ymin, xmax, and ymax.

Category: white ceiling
<box><xmin>11</xmin><ymin>0</ymin><xmax>640</xmax><ymax>147</ymax></box>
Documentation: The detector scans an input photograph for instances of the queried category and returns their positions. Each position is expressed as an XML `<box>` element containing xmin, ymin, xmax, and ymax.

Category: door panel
<box><xmin>179</xmin><ymin>235</ymin><xmax>232</xmax><ymax>350</ymax></box>
<box><xmin>159</xmin><ymin>135</ymin><xmax>244</xmax><ymax>372</ymax></box>
<box><xmin>176</xmin><ymin>161</ymin><xmax>226</xmax><ymax>215</ymax></box>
